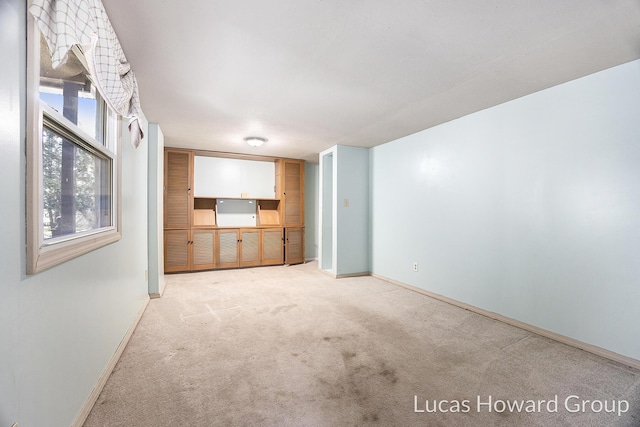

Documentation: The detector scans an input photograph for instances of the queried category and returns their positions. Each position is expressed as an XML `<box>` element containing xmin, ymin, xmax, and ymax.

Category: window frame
<box><xmin>26</xmin><ymin>15</ymin><xmax>122</xmax><ymax>275</ymax></box>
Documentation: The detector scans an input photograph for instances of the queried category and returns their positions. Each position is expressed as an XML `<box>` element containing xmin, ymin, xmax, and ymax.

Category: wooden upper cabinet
<box><xmin>164</xmin><ymin>150</ymin><xmax>193</xmax><ymax>229</ymax></box>
<box><xmin>276</xmin><ymin>159</ymin><xmax>304</xmax><ymax>226</ymax></box>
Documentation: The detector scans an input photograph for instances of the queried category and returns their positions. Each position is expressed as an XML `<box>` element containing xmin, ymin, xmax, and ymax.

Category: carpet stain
<box><xmin>362</xmin><ymin>413</ymin><xmax>380</xmax><ymax>422</ymax></box>
<box><xmin>271</xmin><ymin>304</ymin><xmax>297</xmax><ymax>315</ymax></box>
<box><xmin>379</xmin><ymin>366</ymin><xmax>399</xmax><ymax>384</ymax></box>
<box><xmin>342</xmin><ymin>351</ymin><xmax>357</xmax><ymax>361</ymax></box>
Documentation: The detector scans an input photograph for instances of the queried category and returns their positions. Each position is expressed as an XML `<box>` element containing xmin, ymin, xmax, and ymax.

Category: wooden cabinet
<box><xmin>165</xmin><ymin>229</ymin><xmax>216</xmax><ymax>272</ymax></box>
<box><xmin>164</xmin><ymin>150</ymin><xmax>193</xmax><ymax>272</ymax></box>
<box><xmin>276</xmin><ymin>159</ymin><xmax>305</xmax><ymax>265</ymax></box>
<box><xmin>262</xmin><ymin>228</ymin><xmax>284</xmax><ymax>265</ymax></box>
<box><xmin>239</xmin><ymin>229</ymin><xmax>261</xmax><ymax>267</ymax></box>
<box><xmin>164</xmin><ymin>229</ymin><xmax>190</xmax><ymax>273</ymax></box>
<box><xmin>164</xmin><ymin>150</ymin><xmax>192</xmax><ymax>229</ymax></box>
<box><xmin>164</xmin><ymin>149</ymin><xmax>303</xmax><ymax>272</ymax></box>
<box><xmin>276</xmin><ymin>159</ymin><xmax>304</xmax><ymax>226</ymax></box>
<box><xmin>217</xmin><ymin>229</ymin><xmax>240</xmax><ymax>269</ymax></box>
<box><xmin>192</xmin><ymin>230</ymin><xmax>216</xmax><ymax>271</ymax></box>
<box><xmin>285</xmin><ymin>227</ymin><xmax>305</xmax><ymax>265</ymax></box>
<box><xmin>216</xmin><ymin>228</ymin><xmax>282</xmax><ymax>268</ymax></box>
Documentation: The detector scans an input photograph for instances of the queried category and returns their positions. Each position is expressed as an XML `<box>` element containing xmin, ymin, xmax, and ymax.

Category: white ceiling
<box><xmin>104</xmin><ymin>1</ymin><xmax>640</xmax><ymax>163</ymax></box>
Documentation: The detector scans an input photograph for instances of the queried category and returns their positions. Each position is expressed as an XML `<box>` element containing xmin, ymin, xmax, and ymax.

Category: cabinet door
<box><xmin>240</xmin><ymin>229</ymin><xmax>260</xmax><ymax>267</ymax></box>
<box><xmin>192</xmin><ymin>230</ymin><xmax>216</xmax><ymax>271</ymax></box>
<box><xmin>285</xmin><ymin>227</ymin><xmax>304</xmax><ymax>265</ymax></box>
<box><xmin>164</xmin><ymin>150</ymin><xmax>193</xmax><ymax>228</ymax></box>
<box><xmin>278</xmin><ymin>160</ymin><xmax>304</xmax><ymax>226</ymax></box>
<box><xmin>217</xmin><ymin>229</ymin><xmax>239</xmax><ymax>269</ymax></box>
<box><xmin>165</xmin><ymin>229</ymin><xmax>190</xmax><ymax>272</ymax></box>
<box><xmin>262</xmin><ymin>228</ymin><xmax>284</xmax><ymax>265</ymax></box>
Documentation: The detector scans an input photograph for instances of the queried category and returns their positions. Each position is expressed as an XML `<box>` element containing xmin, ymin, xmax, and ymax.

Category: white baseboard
<box><xmin>72</xmin><ymin>295</ymin><xmax>150</xmax><ymax>427</ymax></box>
<box><xmin>316</xmin><ymin>267</ymin><xmax>370</xmax><ymax>279</ymax></box>
<box><xmin>336</xmin><ymin>271</ymin><xmax>370</xmax><ymax>279</ymax></box>
<box><xmin>371</xmin><ymin>273</ymin><xmax>640</xmax><ymax>371</ymax></box>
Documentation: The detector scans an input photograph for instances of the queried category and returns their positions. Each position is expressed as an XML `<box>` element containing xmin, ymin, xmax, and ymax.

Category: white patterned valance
<box><xmin>29</xmin><ymin>0</ymin><xmax>144</xmax><ymax>147</ymax></box>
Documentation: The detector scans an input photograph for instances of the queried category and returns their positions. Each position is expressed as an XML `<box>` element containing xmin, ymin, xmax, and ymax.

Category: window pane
<box><xmin>39</xmin><ymin>37</ymin><xmax>105</xmax><ymax>143</ymax></box>
<box><xmin>42</xmin><ymin>125</ymin><xmax>112</xmax><ymax>240</ymax></box>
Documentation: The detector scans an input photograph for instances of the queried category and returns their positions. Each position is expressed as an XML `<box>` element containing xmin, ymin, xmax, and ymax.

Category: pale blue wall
<box><xmin>320</xmin><ymin>153</ymin><xmax>334</xmax><ymax>270</ymax></box>
<box><xmin>319</xmin><ymin>146</ymin><xmax>370</xmax><ymax>276</ymax></box>
<box><xmin>148</xmin><ymin>123</ymin><xmax>165</xmax><ymax>296</ymax></box>
<box><xmin>370</xmin><ymin>60</ymin><xmax>640</xmax><ymax>360</ymax></box>
<box><xmin>304</xmin><ymin>163</ymin><xmax>319</xmax><ymax>259</ymax></box>
<box><xmin>335</xmin><ymin>146</ymin><xmax>370</xmax><ymax>275</ymax></box>
<box><xmin>0</xmin><ymin>3</ymin><xmax>150</xmax><ymax>425</ymax></box>
<box><xmin>0</xmin><ymin>2</ymin><xmax>23</xmax><ymax>424</ymax></box>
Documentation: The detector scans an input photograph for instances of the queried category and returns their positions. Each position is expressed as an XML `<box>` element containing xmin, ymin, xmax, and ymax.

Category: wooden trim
<box><xmin>371</xmin><ymin>273</ymin><xmax>640</xmax><ymax>370</ymax></box>
<box><xmin>71</xmin><ymin>295</ymin><xmax>150</xmax><ymax>427</ymax></box>
<box><xmin>26</xmin><ymin>15</ymin><xmax>41</xmax><ymax>275</ymax></box>
<box><xmin>33</xmin><ymin>230</ymin><xmax>122</xmax><ymax>273</ymax></box>
<box><xmin>188</xmin><ymin>148</ymin><xmax>304</xmax><ymax>162</ymax></box>
<box><xmin>26</xmin><ymin>17</ymin><xmax>122</xmax><ymax>275</ymax></box>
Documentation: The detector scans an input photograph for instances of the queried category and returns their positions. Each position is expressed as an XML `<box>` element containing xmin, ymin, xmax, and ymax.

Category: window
<box><xmin>27</xmin><ymin>21</ymin><xmax>121</xmax><ymax>274</ymax></box>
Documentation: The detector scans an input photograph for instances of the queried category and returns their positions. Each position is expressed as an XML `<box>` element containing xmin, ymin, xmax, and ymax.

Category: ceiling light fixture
<box><xmin>244</xmin><ymin>136</ymin><xmax>267</xmax><ymax>147</ymax></box>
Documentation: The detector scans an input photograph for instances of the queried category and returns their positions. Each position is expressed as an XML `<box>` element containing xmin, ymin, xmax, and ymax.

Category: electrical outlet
<box><xmin>413</xmin><ymin>262</ymin><xmax>418</xmax><ymax>272</ymax></box>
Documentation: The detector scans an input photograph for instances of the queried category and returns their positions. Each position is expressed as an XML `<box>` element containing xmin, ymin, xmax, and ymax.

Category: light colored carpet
<box><xmin>84</xmin><ymin>261</ymin><xmax>639</xmax><ymax>426</ymax></box>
